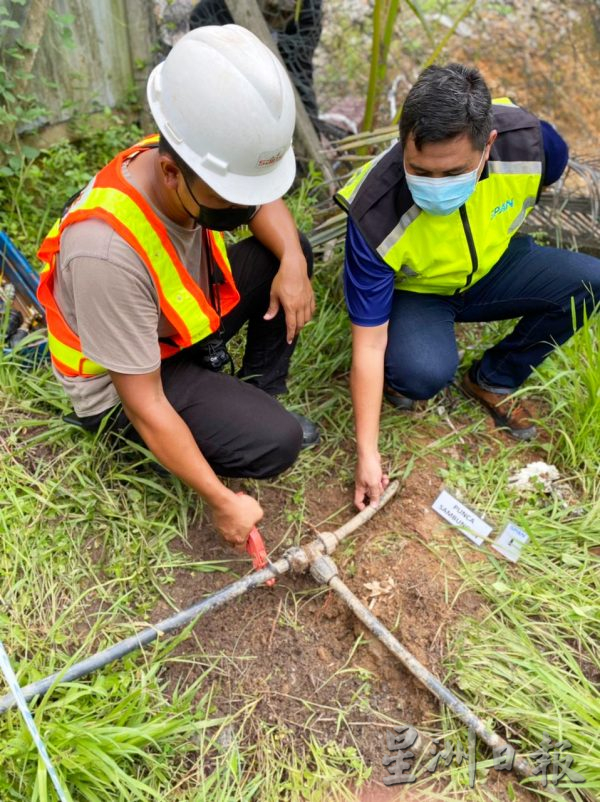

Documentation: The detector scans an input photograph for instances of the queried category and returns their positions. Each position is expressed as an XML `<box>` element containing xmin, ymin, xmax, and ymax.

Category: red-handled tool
<box><xmin>245</xmin><ymin>527</ymin><xmax>276</xmax><ymax>586</ymax></box>
<box><xmin>236</xmin><ymin>492</ymin><xmax>275</xmax><ymax>586</ymax></box>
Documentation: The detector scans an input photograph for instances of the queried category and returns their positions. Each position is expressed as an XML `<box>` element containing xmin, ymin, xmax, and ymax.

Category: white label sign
<box><xmin>432</xmin><ymin>490</ymin><xmax>493</xmax><ymax>546</ymax></box>
<box><xmin>492</xmin><ymin>522</ymin><xmax>529</xmax><ymax>563</ymax></box>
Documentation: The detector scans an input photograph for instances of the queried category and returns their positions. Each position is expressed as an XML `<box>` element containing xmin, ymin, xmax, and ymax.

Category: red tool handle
<box><xmin>245</xmin><ymin>527</ymin><xmax>276</xmax><ymax>586</ymax></box>
<box><xmin>236</xmin><ymin>492</ymin><xmax>275</xmax><ymax>586</ymax></box>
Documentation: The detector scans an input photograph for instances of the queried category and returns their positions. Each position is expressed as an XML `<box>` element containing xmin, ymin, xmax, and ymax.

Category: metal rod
<box><xmin>314</xmin><ymin>558</ymin><xmax>533</xmax><ymax>779</ymax></box>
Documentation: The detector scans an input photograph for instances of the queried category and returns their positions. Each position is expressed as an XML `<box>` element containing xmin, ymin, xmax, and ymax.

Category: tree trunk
<box><xmin>224</xmin><ymin>0</ymin><xmax>334</xmax><ymax>186</ymax></box>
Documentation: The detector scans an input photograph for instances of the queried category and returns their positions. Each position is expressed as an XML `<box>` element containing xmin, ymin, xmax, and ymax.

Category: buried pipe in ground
<box><xmin>0</xmin><ymin>562</ymin><xmax>286</xmax><ymax>715</ymax></box>
<box><xmin>0</xmin><ymin>482</ymin><xmax>538</xmax><ymax>784</ymax></box>
<box><xmin>0</xmin><ymin>482</ymin><xmax>399</xmax><ymax>715</ymax></box>
<box><xmin>309</xmin><ymin>553</ymin><xmax>535</xmax><ymax>781</ymax></box>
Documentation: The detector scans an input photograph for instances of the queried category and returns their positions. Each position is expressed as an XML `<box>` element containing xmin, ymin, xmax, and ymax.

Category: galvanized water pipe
<box><xmin>308</xmin><ymin>554</ymin><xmax>535</xmax><ymax>780</ymax></box>
<box><xmin>0</xmin><ymin>483</ymin><xmax>399</xmax><ymax>714</ymax></box>
<box><xmin>0</xmin><ymin>563</ymin><xmax>287</xmax><ymax>714</ymax></box>
<box><xmin>0</xmin><ymin>482</ymin><xmax>539</xmax><ymax>785</ymax></box>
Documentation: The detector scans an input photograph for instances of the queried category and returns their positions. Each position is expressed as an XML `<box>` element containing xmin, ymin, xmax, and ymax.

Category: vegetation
<box><xmin>1</xmin><ymin>0</ymin><xmax>599</xmax><ymax>799</ymax></box>
<box><xmin>0</xmin><ymin>123</ymin><xmax>598</xmax><ymax>801</ymax></box>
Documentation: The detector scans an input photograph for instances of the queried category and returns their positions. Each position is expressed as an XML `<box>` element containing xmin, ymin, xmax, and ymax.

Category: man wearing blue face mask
<box><xmin>335</xmin><ymin>63</ymin><xmax>600</xmax><ymax>511</ymax></box>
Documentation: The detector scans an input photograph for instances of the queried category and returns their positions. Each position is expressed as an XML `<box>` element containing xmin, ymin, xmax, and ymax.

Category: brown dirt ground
<box><xmin>456</xmin><ymin>2</ymin><xmax>600</xmax><ymax>157</ymax></box>
<box><xmin>151</xmin><ymin>417</ymin><xmax>543</xmax><ymax>801</ymax></box>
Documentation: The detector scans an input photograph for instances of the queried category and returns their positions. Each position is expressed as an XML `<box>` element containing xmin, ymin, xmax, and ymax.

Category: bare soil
<box><xmin>153</xmin><ymin>421</ymin><xmax>541</xmax><ymax>800</ymax></box>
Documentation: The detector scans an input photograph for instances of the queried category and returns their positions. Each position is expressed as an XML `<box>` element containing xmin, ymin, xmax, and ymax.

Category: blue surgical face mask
<box><xmin>404</xmin><ymin>149</ymin><xmax>486</xmax><ymax>216</ymax></box>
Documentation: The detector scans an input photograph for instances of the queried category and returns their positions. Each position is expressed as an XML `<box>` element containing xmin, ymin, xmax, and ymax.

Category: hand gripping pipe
<box><xmin>0</xmin><ymin>483</ymin><xmax>399</xmax><ymax>715</ymax></box>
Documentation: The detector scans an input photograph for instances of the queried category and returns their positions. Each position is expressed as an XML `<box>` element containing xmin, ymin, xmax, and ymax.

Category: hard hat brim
<box><xmin>191</xmin><ymin>144</ymin><xmax>297</xmax><ymax>206</ymax></box>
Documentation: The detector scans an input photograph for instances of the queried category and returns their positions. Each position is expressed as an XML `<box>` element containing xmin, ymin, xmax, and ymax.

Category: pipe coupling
<box><xmin>316</xmin><ymin>531</ymin><xmax>338</xmax><ymax>554</ymax></box>
<box><xmin>283</xmin><ymin>546</ymin><xmax>310</xmax><ymax>574</ymax></box>
<box><xmin>309</xmin><ymin>555</ymin><xmax>339</xmax><ymax>585</ymax></box>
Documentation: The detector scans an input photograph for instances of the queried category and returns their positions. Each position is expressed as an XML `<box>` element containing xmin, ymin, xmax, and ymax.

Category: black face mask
<box><xmin>195</xmin><ymin>204</ymin><xmax>258</xmax><ymax>231</ymax></box>
<box><xmin>179</xmin><ymin>171</ymin><xmax>257</xmax><ymax>231</ymax></box>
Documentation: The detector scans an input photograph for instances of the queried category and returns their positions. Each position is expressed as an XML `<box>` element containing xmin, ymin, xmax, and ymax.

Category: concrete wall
<box><xmin>3</xmin><ymin>0</ymin><xmax>157</xmax><ymax>135</ymax></box>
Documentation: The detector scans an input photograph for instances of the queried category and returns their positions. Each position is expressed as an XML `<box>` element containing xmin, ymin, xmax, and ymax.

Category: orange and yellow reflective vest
<box><xmin>37</xmin><ymin>134</ymin><xmax>240</xmax><ymax>378</ymax></box>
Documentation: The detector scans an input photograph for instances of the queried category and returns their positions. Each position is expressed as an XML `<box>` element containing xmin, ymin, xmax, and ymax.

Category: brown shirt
<box><xmin>53</xmin><ymin>160</ymin><xmax>209</xmax><ymax>416</ymax></box>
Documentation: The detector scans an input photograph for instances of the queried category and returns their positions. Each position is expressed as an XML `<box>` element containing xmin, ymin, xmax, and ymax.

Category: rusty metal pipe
<box><xmin>0</xmin><ymin>483</ymin><xmax>400</xmax><ymax>714</ymax></box>
<box><xmin>309</xmin><ymin>554</ymin><xmax>535</xmax><ymax>781</ymax></box>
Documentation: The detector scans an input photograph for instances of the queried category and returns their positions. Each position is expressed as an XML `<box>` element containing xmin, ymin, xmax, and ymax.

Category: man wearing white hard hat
<box><xmin>37</xmin><ymin>26</ymin><xmax>318</xmax><ymax>550</ymax></box>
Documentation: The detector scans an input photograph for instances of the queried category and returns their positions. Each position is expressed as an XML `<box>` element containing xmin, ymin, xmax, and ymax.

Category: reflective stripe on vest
<box><xmin>492</xmin><ymin>97</ymin><xmax>518</xmax><ymax>107</ymax></box>
<box><xmin>37</xmin><ymin>136</ymin><xmax>240</xmax><ymax>377</ymax></box>
<box><xmin>335</xmin><ymin>101</ymin><xmax>543</xmax><ymax>295</ymax></box>
<box><xmin>338</xmin><ymin>148</ymin><xmax>389</xmax><ymax>207</ymax></box>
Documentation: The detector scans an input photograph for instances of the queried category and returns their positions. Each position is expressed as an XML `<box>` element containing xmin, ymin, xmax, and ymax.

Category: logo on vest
<box><xmin>490</xmin><ymin>199</ymin><xmax>514</xmax><ymax>220</ymax></box>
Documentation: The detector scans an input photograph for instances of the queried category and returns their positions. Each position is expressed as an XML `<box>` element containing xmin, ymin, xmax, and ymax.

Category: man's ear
<box><xmin>158</xmin><ymin>154</ymin><xmax>180</xmax><ymax>190</ymax></box>
<box><xmin>486</xmin><ymin>129</ymin><xmax>498</xmax><ymax>154</ymax></box>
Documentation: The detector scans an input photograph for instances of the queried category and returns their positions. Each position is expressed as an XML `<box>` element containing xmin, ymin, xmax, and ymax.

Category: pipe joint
<box><xmin>283</xmin><ymin>546</ymin><xmax>310</xmax><ymax>574</ymax></box>
<box><xmin>309</xmin><ymin>555</ymin><xmax>339</xmax><ymax>585</ymax></box>
<box><xmin>316</xmin><ymin>531</ymin><xmax>338</xmax><ymax>554</ymax></box>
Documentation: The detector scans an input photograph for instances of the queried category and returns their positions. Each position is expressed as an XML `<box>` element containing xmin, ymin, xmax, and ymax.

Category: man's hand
<box><xmin>355</xmin><ymin>451</ymin><xmax>390</xmax><ymax>511</ymax></box>
<box><xmin>110</xmin><ymin>369</ymin><xmax>264</xmax><ymax>553</ymax></box>
<box><xmin>264</xmin><ymin>253</ymin><xmax>315</xmax><ymax>343</ymax></box>
<box><xmin>248</xmin><ymin>200</ymin><xmax>315</xmax><ymax>344</ymax></box>
<box><xmin>211</xmin><ymin>492</ymin><xmax>264</xmax><ymax>552</ymax></box>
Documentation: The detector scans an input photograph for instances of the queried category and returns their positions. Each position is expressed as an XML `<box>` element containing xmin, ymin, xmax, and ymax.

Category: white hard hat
<box><xmin>147</xmin><ymin>25</ymin><xmax>297</xmax><ymax>205</ymax></box>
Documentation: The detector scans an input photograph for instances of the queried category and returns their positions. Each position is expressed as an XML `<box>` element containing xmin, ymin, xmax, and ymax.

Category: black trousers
<box><xmin>112</xmin><ymin>233</ymin><xmax>314</xmax><ymax>479</ymax></box>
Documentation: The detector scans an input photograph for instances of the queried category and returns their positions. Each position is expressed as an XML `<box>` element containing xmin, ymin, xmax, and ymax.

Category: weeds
<box><xmin>427</xmin><ymin>316</ymin><xmax>600</xmax><ymax>801</ymax></box>
<box><xmin>1</xmin><ymin>122</ymin><xmax>599</xmax><ymax>801</ymax></box>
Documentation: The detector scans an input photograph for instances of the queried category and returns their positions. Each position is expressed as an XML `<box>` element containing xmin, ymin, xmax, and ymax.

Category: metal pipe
<box><xmin>0</xmin><ymin>483</ymin><xmax>400</xmax><ymax>714</ymax></box>
<box><xmin>0</xmin><ymin>561</ymin><xmax>287</xmax><ymax>714</ymax></box>
<box><xmin>333</xmin><ymin>482</ymin><xmax>399</xmax><ymax>542</ymax></box>
<box><xmin>1</xmin><ymin>482</ymin><xmax>543</xmax><ymax>787</ymax></box>
<box><xmin>308</xmin><ymin>554</ymin><xmax>534</xmax><ymax>780</ymax></box>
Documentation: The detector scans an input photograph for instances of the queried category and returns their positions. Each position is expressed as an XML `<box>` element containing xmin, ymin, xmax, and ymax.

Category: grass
<box><xmin>425</xmin><ymin>313</ymin><xmax>600</xmax><ymax>801</ymax></box>
<box><xmin>1</xmin><ymin>124</ymin><xmax>599</xmax><ymax>801</ymax></box>
<box><xmin>1</xmin><ymin>649</ymin><xmax>227</xmax><ymax>802</ymax></box>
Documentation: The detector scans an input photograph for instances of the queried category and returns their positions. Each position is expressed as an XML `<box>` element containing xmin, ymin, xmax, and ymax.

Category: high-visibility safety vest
<box><xmin>37</xmin><ymin>134</ymin><xmax>240</xmax><ymax>378</ymax></box>
<box><xmin>335</xmin><ymin>100</ymin><xmax>545</xmax><ymax>295</ymax></box>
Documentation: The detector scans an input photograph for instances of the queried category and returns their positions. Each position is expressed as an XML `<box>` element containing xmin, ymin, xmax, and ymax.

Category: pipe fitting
<box><xmin>309</xmin><ymin>555</ymin><xmax>339</xmax><ymax>585</ymax></box>
<box><xmin>0</xmin><ymin>482</ymin><xmax>402</xmax><ymax>716</ymax></box>
<box><xmin>316</xmin><ymin>531</ymin><xmax>338</xmax><ymax>554</ymax></box>
<box><xmin>283</xmin><ymin>546</ymin><xmax>310</xmax><ymax>574</ymax></box>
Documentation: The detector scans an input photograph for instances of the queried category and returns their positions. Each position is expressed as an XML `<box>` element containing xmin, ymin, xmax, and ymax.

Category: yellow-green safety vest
<box><xmin>335</xmin><ymin>99</ymin><xmax>545</xmax><ymax>295</ymax></box>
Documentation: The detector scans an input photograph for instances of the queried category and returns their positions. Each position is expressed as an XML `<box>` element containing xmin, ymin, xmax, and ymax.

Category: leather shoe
<box><xmin>289</xmin><ymin>411</ymin><xmax>320</xmax><ymax>449</ymax></box>
<box><xmin>383</xmin><ymin>384</ymin><xmax>415</xmax><ymax>411</ymax></box>
<box><xmin>461</xmin><ymin>366</ymin><xmax>536</xmax><ymax>441</ymax></box>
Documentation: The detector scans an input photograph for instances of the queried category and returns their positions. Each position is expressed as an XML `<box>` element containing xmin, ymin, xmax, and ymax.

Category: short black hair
<box><xmin>400</xmin><ymin>63</ymin><xmax>492</xmax><ymax>151</ymax></box>
<box><xmin>157</xmin><ymin>132</ymin><xmax>197</xmax><ymax>182</ymax></box>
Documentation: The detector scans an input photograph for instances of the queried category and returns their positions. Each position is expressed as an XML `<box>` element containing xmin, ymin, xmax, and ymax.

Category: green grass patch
<box><xmin>1</xmin><ymin>121</ymin><xmax>599</xmax><ymax>801</ymax></box>
<box><xmin>430</xmin><ymin>314</ymin><xmax>600</xmax><ymax>801</ymax></box>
